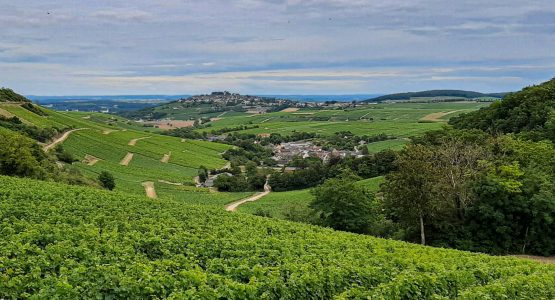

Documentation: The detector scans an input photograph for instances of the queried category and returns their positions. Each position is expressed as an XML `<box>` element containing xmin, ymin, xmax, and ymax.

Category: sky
<box><xmin>1</xmin><ymin>0</ymin><xmax>555</xmax><ymax>95</ymax></box>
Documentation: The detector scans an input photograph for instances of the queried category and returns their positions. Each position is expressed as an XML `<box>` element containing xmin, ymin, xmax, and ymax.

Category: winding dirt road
<box><xmin>225</xmin><ymin>181</ymin><xmax>271</xmax><ymax>212</ymax></box>
<box><xmin>43</xmin><ymin>128</ymin><xmax>87</xmax><ymax>151</ymax></box>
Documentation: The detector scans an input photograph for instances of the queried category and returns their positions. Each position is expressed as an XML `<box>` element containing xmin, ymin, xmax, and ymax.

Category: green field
<box><xmin>239</xmin><ymin>176</ymin><xmax>385</xmax><ymax>219</ymax></box>
<box><xmin>0</xmin><ymin>103</ymin><xmax>242</xmax><ymax>204</ymax></box>
<box><xmin>198</xmin><ymin>102</ymin><xmax>485</xmax><ymax>138</ymax></box>
<box><xmin>1</xmin><ymin>175</ymin><xmax>554</xmax><ymax>298</ymax></box>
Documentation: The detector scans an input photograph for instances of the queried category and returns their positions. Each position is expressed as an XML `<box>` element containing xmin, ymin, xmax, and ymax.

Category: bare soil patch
<box><xmin>102</xmin><ymin>129</ymin><xmax>117</xmax><ymax>135</ymax></box>
<box><xmin>281</xmin><ymin>107</ymin><xmax>300</xmax><ymax>112</ymax></box>
<box><xmin>141</xmin><ymin>181</ymin><xmax>157</xmax><ymax>199</ymax></box>
<box><xmin>161</xmin><ymin>152</ymin><xmax>171</xmax><ymax>163</ymax></box>
<box><xmin>128</xmin><ymin>136</ymin><xmax>151</xmax><ymax>146</ymax></box>
<box><xmin>119</xmin><ymin>152</ymin><xmax>134</xmax><ymax>166</ymax></box>
<box><xmin>420</xmin><ymin>110</ymin><xmax>461</xmax><ymax>122</ymax></box>
<box><xmin>512</xmin><ymin>255</ymin><xmax>555</xmax><ymax>264</ymax></box>
<box><xmin>143</xmin><ymin>120</ymin><xmax>195</xmax><ymax>130</ymax></box>
<box><xmin>158</xmin><ymin>179</ymin><xmax>183</xmax><ymax>186</ymax></box>
<box><xmin>83</xmin><ymin>154</ymin><xmax>100</xmax><ymax>166</ymax></box>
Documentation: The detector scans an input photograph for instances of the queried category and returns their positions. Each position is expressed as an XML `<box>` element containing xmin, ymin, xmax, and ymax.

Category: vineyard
<box><xmin>0</xmin><ymin>103</ymin><xmax>237</xmax><ymax>203</ymax></box>
<box><xmin>197</xmin><ymin>102</ymin><xmax>486</xmax><ymax>138</ymax></box>
<box><xmin>0</xmin><ymin>175</ymin><xmax>554</xmax><ymax>298</ymax></box>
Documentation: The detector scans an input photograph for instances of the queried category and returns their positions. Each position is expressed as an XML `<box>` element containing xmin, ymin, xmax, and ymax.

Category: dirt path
<box><xmin>128</xmin><ymin>136</ymin><xmax>151</xmax><ymax>146</ymax></box>
<box><xmin>194</xmin><ymin>176</ymin><xmax>201</xmax><ymax>187</ymax></box>
<box><xmin>119</xmin><ymin>152</ymin><xmax>134</xmax><ymax>166</ymax></box>
<box><xmin>260</xmin><ymin>117</ymin><xmax>274</xmax><ymax>123</ymax></box>
<box><xmin>161</xmin><ymin>152</ymin><xmax>171</xmax><ymax>163</ymax></box>
<box><xmin>512</xmin><ymin>255</ymin><xmax>555</xmax><ymax>264</ymax></box>
<box><xmin>158</xmin><ymin>179</ymin><xmax>183</xmax><ymax>186</ymax></box>
<box><xmin>43</xmin><ymin>128</ymin><xmax>87</xmax><ymax>151</ymax></box>
<box><xmin>83</xmin><ymin>154</ymin><xmax>100</xmax><ymax>166</ymax></box>
<box><xmin>225</xmin><ymin>181</ymin><xmax>271</xmax><ymax>212</ymax></box>
<box><xmin>103</xmin><ymin>129</ymin><xmax>118</xmax><ymax>135</ymax></box>
<box><xmin>141</xmin><ymin>181</ymin><xmax>157</xmax><ymax>199</ymax></box>
<box><xmin>420</xmin><ymin>110</ymin><xmax>461</xmax><ymax>122</ymax></box>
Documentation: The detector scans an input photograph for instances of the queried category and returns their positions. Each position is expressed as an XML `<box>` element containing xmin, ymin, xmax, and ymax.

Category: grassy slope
<box><xmin>0</xmin><ymin>103</ymin><xmax>245</xmax><ymax>204</ymax></box>
<box><xmin>1</xmin><ymin>175</ymin><xmax>554</xmax><ymax>299</ymax></box>
<box><xmin>238</xmin><ymin>176</ymin><xmax>385</xmax><ymax>219</ymax></box>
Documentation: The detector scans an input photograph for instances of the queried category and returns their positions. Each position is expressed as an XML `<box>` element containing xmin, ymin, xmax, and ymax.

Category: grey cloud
<box><xmin>1</xmin><ymin>0</ymin><xmax>554</xmax><ymax>94</ymax></box>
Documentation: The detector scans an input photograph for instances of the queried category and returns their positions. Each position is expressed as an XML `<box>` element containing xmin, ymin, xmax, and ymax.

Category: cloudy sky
<box><xmin>1</xmin><ymin>0</ymin><xmax>555</xmax><ymax>95</ymax></box>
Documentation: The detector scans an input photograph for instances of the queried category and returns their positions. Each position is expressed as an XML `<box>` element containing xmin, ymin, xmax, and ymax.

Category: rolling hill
<box><xmin>0</xmin><ymin>98</ymin><xmax>250</xmax><ymax>204</ymax></box>
<box><xmin>365</xmin><ymin>90</ymin><xmax>506</xmax><ymax>102</ymax></box>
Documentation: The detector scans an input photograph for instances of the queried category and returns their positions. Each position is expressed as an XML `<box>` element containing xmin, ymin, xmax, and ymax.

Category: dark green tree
<box><xmin>310</xmin><ymin>170</ymin><xmax>378</xmax><ymax>234</ymax></box>
<box><xmin>98</xmin><ymin>171</ymin><xmax>116</xmax><ymax>190</ymax></box>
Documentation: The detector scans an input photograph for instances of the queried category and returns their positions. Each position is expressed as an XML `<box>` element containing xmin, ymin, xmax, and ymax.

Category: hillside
<box><xmin>1</xmin><ymin>175</ymin><xmax>554</xmax><ymax>298</ymax></box>
<box><xmin>365</xmin><ymin>90</ymin><xmax>505</xmax><ymax>102</ymax></box>
<box><xmin>120</xmin><ymin>91</ymin><xmax>296</xmax><ymax>121</ymax></box>
<box><xmin>0</xmin><ymin>88</ymin><xmax>31</xmax><ymax>102</ymax></box>
<box><xmin>0</xmin><ymin>99</ymin><xmax>248</xmax><ymax>204</ymax></box>
<box><xmin>450</xmin><ymin>78</ymin><xmax>555</xmax><ymax>141</ymax></box>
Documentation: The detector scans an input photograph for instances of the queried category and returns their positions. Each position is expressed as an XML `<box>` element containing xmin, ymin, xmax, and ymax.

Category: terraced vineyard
<box><xmin>1</xmin><ymin>175</ymin><xmax>554</xmax><ymax>298</ymax></box>
<box><xmin>0</xmin><ymin>103</ymin><xmax>242</xmax><ymax>204</ymax></box>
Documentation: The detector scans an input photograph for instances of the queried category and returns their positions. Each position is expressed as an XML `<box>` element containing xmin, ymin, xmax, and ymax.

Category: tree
<box><xmin>54</xmin><ymin>145</ymin><xmax>76</xmax><ymax>164</ymax></box>
<box><xmin>310</xmin><ymin>170</ymin><xmax>378</xmax><ymax>234</ymax></box>
<box><xmin>197</xmin><ymin>166</ymin><xmax>208</xmax><ymax>183</ymax></box>
<box><xmin>98</xmin><ymin>171</ymin><xmax>115</xmax><ymax>190</ymax></box>
<box><xmin>383</xmin><ymin>144</ymin><xmax>439</xmax><ymax>245</ymax></box>
<box><xmin>0</xmin><ymin>130</ymin><xmax>48</xmax><ymax>179</ymax></box>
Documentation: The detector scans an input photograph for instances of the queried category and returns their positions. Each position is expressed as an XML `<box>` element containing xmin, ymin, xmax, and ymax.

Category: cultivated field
<box><xmin>198</xmin><ymin>102</ymin><xmax>486</xmax><ymax>140</ymax></box>
<box><xmin>1</xmin><ymin>175</ymin><xmax>553</xmax><ymax>298</ymax></box>
<box><xmin>0</xmin><ymin>103</ymin><xmax>239</xmax><ymax>203</ymax></box>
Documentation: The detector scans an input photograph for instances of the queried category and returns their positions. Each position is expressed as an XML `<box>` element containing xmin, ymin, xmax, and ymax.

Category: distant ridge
<box><xmin>365</xmin><ymin>90</ymin><xmax>506</xmax><ymax>102</ymax></box>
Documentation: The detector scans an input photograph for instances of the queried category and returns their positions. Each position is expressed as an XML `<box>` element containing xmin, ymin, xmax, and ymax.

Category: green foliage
<box><xmin>0</xmin><ymin>115</ymin><xmax>64</xmax><ymax>142</ymax></box>
<box><xmin>54</xmin><ymin>145</ymin><xmax>76</xmax><ymax>164</ymax></box>
<box><xmin>367</xmin><ymin>89</ymin><xmax>504</xmax><ymax>102</ymax></box>
<box><xmin>0</xmin><ymin>88</ymin><xmax>30</xmax><ymax>102</ymax></box>
<box><xmin>384</xmin><ymin>127</ymin><xmax>555</xmax><ymax>255</ymax></box>
<box><xmin>21</xmin><ymin>102</ymin><xmax>48</xmax><ymax>116</ymax></box>
<box><xmin>1</xmin><ymin>175</ymin><xmax>554</xmax><ymax>298</ymax></box>
<box><xmin>450</xmin><ymin>78</ymin><xmax>555</xmax><ymax>141</ymax></box>
<box><xmin>0</xmin><ymin>129</ymin><xmax>93</xmax><ymax>186</ymax></box>
<box><xmin>198</xmin><ymin>165</ymin><xmax>208</xmax><ymax>183</ymax></box>
<box><xmin>98</xmin><ymin>171</ymin><xmax>116</xmax><ymax>190</ymax></box>
<box><xmin>213</xmin><ymin>173</ymin><xmax>249</xmax><ymax>192</ymax></box>
<box><xmin>0</xmin><ymin>129</ymin><xmax>49</xmax><ymax>179</ymax></box>
<box><xmin>311</xmin><ymin>171</ymin><xmax>379</xmax><ymax>234</ymax></box>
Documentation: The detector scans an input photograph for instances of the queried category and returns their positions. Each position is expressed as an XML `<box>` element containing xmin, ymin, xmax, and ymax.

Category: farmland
<box><xmin>1</xmin><ymin>175</ymin><xmax>554</xmax><ymax>298</ymax></box>
<box><xmin>0</xmin><ymin>103</ymin><xmax>241</xmax><ymax>203</ymax></box>
<box><xmin>238</xmin><ymin>176</ymin><xmax>385</xmax><ymax>219</ymax></box>
<box><xmin>198</xmin><ymin>102</ymin><xmax>486</xmax><ymax>138</ymax></box>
